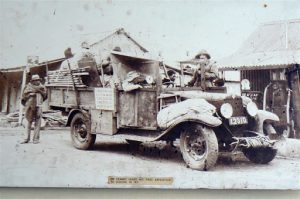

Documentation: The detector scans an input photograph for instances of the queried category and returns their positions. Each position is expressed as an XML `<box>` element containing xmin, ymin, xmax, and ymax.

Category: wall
<box><xmin>7</xmin><ymin>72</ymin><xmax>23</xmax><ymax>113</ymax></box>
<box><xmin>222</xmin><ymin>71</ymin><xmax>241</xmax><ymax>95</ymax></box>
<box><xmin>223</xmin><ymin>71</ymin><xmax>240</xmax><ymax>82</ymax></box>
<box><xmin>0</xmin><ymin>73</ymin><xmax>8</xmax><ymax>112</ymax></box>
<box><xmin>90</xmin><ymin>33</ymin><xmax>147</xmax><ymax>58</ymax></box>
<box><xmin>224</xmin><ymin>82</ymin><xmax>241</xmax><ymax>95</ymax></box>
<box><xmin>0</xmin><ymin>60</ymin><xmax>64</xmax><ymax>114</ymax></box>
<box><xmin>241</xmin><ymin>69</ymin><xmax>270</xmax><ymax>93</ymax></box>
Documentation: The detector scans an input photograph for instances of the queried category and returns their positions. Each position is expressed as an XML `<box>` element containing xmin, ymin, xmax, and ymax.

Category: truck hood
<box><xmin>168</xmin><ymin>90</ymin><xmax>242</xmax><ymax>101</ymax></box>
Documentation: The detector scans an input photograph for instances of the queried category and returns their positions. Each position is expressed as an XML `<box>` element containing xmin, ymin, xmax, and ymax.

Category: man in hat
<box><xmin>122</xmin><ymin>71</ymin><xmax>143</xmax><ymax>91</ymax></box>
<box><xmin>187</xmin><ymin>50</ymin><xmax>219</xmax><ymax>89</ymax></box>
<box><xmin>21</xmin><ymin>74</ymin><xmax>47</xmax><ymax>144</ymax></box>
<box><xmin>162</xmin><ymin>70</ymin><xmax>177</xmax><ymax>87</ymax></box>
<box><xmin>122</xmin><ymin>71</ymin><xmax>154</xmax><ymax>91</ymax></box>
<box><xmin>98</xmin><ymin>46</ymin><xmax>122</xmax><ymax>87</ymax></box>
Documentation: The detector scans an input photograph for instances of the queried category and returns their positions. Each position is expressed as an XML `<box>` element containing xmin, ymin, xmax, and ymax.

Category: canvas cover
<box><xmin>157</xmin><ymin>98</ymin><xmax>218</xmax><ymax>129</ymax></box>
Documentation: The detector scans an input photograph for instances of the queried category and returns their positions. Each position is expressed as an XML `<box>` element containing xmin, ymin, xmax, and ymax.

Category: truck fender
<box><xmin>254</xmin><ymin>110</ymin><xmax>280</xmax><ymax>134</ymax></box>
<box><xmin>66</xmin><ymin>109</ymin><xmax>89</xmax><ymax>126</ymax></box>
<box><xmin>257</xmin><ymin>110</ymin><xmax>280</xmax><ymax>122</ymax></box>
<box><xmin>154</xmin><ymin>113</ymin><xmax>221</xmax><ymax>141</ymax></box>
<box><xmin>157</xmin><ymin>98</ymin><xmax>219</xmax><ymax>129</ymax></box>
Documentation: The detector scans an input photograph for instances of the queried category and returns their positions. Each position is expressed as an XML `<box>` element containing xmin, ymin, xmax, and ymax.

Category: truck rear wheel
<box><xmin>180</xmin><ymin>123</ymin><xmax>218</xmax><ymax>171</ymax></box>
<box><xmin>70</xmin><ymin>113</ymin><xmax>96</xmax><ymax>150</ymax></box>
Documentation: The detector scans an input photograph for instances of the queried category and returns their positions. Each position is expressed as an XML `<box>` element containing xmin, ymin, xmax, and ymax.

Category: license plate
<box><xmin>229</xmin><ymin>116</ymin><xmax>248</xmax><ymax>125</ymax></box>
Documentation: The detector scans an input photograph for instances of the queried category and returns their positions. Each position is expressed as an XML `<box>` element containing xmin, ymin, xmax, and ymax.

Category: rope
<box><xmin>231</xmin><ymin>135</ymin><xmax>276</xmax><ymax>149</ymax></box>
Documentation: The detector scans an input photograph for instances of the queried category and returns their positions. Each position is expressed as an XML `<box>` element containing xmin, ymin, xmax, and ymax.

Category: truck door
<box><xmin>109</xmin><ymin>52</ymin><xmax>161</xmax><ymax>130</ymax></box>
<box><xmin>118</xmin><ymin>88</ymin><xmax>157</xmax><ymax>129</ymax></box>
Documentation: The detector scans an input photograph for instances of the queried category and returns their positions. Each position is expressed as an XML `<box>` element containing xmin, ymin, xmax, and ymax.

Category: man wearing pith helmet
<box><xmin>21</xmin><ymin>74</ymin><xmax>47</xmax><ymax>144</ymax></box>
<box><xmin>187</xmin><ymin>49</ymin><xmax>219</xmax><ymax>89</ymax></box>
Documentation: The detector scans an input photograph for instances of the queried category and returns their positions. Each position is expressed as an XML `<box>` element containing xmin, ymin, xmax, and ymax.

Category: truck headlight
<box><xmin>220</xmin><ymin>103</ymin><xmax>233</xmax><ymax>119</ymax></box>
<box><xmin>246</xmin><ymin>102</ymin><xmax>258</xmax><ymax>117</ymax></box>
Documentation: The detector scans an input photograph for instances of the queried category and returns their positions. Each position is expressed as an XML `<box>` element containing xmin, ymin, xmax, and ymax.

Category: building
<box><xmin>218</xmin><ymin>19</ymin><xmax>300</xmax><ymax>94</ymax></box>
<box><xmin>0</xmin><ymin>58</ymin><xmax>65</xmax><ymax>113</ymax></box>
<box><xmin>218</xmin><ymin>19</ymin><xmax>300</xmax><ymax>137</ymax></box>
<box><xmin>88</xmin><ymin>28</ymin><xmax>149</xmax><ymax>58</ymax></box>
<box><xmin>0</xmin><ymin>28</ymin><xmax>150</xmax><ymax>114</ymax></box>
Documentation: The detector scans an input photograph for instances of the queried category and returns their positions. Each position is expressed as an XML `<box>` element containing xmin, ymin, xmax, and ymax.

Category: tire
<box><xmin>70</xmin><ymin>113</ymin><xmax>96</xmax><ymax>150</ymax></box>
<box><xmin>243</xmin><ymin>147</ymin><xmax>277</xmax><ymax>164</ymax></box>
<box><xmin>180</xmin><ymin>123</ymin><xmax>218</xmax><ymax>171</ymax></box>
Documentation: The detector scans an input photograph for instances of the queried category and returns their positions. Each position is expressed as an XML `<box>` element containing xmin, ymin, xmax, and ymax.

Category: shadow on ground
<box><xmin>91</xmin><ymin>140</ymin><xmax>256</xmax><ymax>169</ymax></box>
<box><xmin>93</xmin><ymin>141</ymin><xmax>183</xmax><ymax>164</ymax></box>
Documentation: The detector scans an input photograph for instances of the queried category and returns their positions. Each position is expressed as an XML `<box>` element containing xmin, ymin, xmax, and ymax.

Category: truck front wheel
<box><xmin>70</xmin><ymin>113</ymin><xmax>96</xmax><ymax>150</ymax></box>
<box><xmin>243</xmin><ymin>147</ymin><xmax>277</xmax><ymax>164</ymax></box>
<box><xmin>180</xmin><ymin>123</ymin><xmax>218</xmax><ymax>171</ymax></box>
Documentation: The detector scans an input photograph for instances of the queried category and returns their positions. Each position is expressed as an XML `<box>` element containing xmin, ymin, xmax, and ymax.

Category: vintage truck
<box><xmin>46</xmin><ymin>51</ymin><xmax>280</xmax><ymax>170</ymax></box>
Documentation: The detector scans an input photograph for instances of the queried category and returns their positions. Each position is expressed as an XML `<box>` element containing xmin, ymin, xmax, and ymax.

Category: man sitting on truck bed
<box><xmin>98</xmin><ymin>47</ymin><xmax>123</xmax><ymax>88</ymax></box>
<box><xmin>99</xmin><ymin>56</ymin><xmax>116</xmax><ymax>88</ymax></box>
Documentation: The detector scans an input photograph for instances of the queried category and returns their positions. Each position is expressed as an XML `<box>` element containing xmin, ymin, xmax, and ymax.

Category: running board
<box><xmin>98</xmin><ymin>129</ymin><xmax>163</xmax><ymax>143</ymax></box>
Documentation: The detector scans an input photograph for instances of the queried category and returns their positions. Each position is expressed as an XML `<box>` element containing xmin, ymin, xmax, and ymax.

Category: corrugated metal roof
<box><xmin>219</xmin><ymin>19</ymin><xmax>300</xmax><ymax>70</ymax></box>
<box><xmin>0</xmin><ymin>58</ymin><xmax>65</xmax><ymax>73</ymax></box>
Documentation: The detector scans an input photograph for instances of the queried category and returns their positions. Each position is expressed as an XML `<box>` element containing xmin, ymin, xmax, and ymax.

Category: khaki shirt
<box><xmin>188</xmin><ymin>61</ymin><xmax>219</xmax><ymax>88</ymax></box>
<box><xmin>22</xmin><ymin>82</ymin><xmax>47</xmax><ymax>121</ymax></box>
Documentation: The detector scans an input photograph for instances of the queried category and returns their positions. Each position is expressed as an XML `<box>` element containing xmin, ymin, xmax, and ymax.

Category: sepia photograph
<box><xmin>0</xmin><ymin>0</ymin><xmax>300</xmax><ymax>190</ymax></box>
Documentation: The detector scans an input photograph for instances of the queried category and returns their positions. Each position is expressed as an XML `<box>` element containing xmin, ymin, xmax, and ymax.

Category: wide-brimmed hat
<box><xmin>195</xmin><ymin>50</ymin><xmax>211</xmax><ymax>59</ymax></box>
<box><xmin>31</xmin><ymin>74</ymin><xmax>41</xmax><ymax>81</ymax></box>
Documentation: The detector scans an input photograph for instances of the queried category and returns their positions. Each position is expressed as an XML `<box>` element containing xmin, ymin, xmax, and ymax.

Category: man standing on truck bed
<box><xmin>21</xmin><ymin>74</ymin><xmax>47</xmax><ymax>144</ymax></box>
<box><xmin>187</xmin><ymin>50</ymin><xmax>219</xmax><ymax>89</ymax></box>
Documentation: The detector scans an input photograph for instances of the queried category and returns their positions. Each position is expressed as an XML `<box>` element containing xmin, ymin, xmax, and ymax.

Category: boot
<box><xmin>21</xmin><ymin>120</ymin><xmax>32</xmax><ymax>144</ymax></box>
<box><xmin>20</xmin><ymin>139</ymin><xmax>29</xmax><ymax>144</ymax></box>
<box><xmin>32</xmin><ymin>108</ymin><xmax>42</xmax><ymax>144</ymax></box>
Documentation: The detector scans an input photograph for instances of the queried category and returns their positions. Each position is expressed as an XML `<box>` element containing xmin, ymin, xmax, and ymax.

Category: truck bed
<box><xmin>47</xmin><ymin>87</ymin><xmax>95</xmax><ymax>109</ymax></box>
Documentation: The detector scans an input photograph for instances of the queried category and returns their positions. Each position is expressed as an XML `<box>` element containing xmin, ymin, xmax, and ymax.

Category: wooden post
<box><xmin>45</xmin><ymin>60</ymin><xmax>49</xmax><ymax>83</ymax></box>
<box><xmin>161</xmin><ymin>62</ymin><xmax>169</xmax><ymax>79</ymax></box>
<box><xmin>179</xmin><ymin>63</ymin><xmax>185</xmax><ymax>87</ymax></box>
<box><xmin>2</xmin><ymin>79</ymin><xmax>9</xmax><ymax>113</ymax></box>
<box><xmin>45</xmin><ymin>61</ymin><xmax>49</xmax><ymax>111</ymax></box>
<box><xmin>200</xmin><ymin>63</ymin><xmax>206</xmax><ymax>90</ymax></box>
<box><xmin>98</xmin><ymin>50</ymin><xmax>105</xmax><ymax>87</ymax></box>
<box><xmin>100</xmin><ymin>62</ymin><xmax>105</xmax><ymax>87</ymax></box>
<box><xmin>18</xmin><ymin>65</ymin><xmax>28</xmax><ymax>125</ymax></box>
<box><xmin>67</xmin><ymin>59</ymin><xmax>80</xmax><ymax>107</ymax></box>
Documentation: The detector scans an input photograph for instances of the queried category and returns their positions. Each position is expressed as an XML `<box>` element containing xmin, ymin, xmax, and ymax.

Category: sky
<box><xmin>1</xmin><ymin>0</ymin><xmax>300</xmax><ymax>68</ymax></box>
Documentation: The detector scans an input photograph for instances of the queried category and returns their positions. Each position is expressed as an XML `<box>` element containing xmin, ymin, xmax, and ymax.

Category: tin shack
<box><xmin>219</xmin><ymin>19</ymin><xmax>300</xmax><ymax>138</ymax></box>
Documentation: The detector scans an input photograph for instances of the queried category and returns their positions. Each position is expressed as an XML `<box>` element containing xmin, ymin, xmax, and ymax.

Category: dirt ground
<box><xmin>0</xmin><ymin>127</ymin><xmax>299</xmax><ymax>189</ymax></box>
